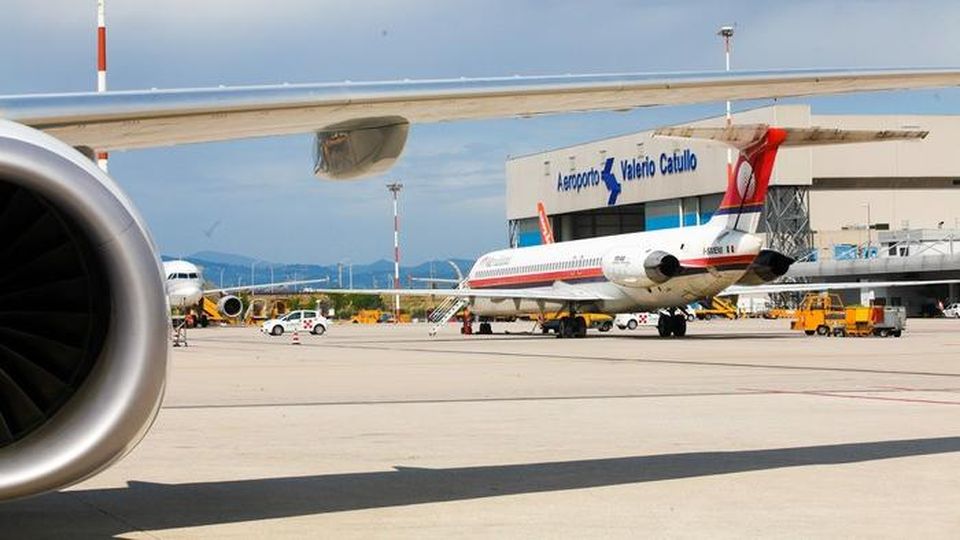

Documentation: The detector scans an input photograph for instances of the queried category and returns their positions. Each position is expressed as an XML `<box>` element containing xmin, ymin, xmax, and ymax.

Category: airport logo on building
<box><xmin>555</xmin><ymin>149</ymin><xmax>698</xmax><ymax>206</ymax></box>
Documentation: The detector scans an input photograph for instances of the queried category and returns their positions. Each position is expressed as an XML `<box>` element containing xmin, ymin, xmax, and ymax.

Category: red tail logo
<box><xmin>718</xmin><ymin>127</ymin><xmax>787</xmax><ymax>212</ymax></box>
<box><xmin>711</xmin><ymin>128</ymin><xmax>788</xmax><ymax>231</ymax></box>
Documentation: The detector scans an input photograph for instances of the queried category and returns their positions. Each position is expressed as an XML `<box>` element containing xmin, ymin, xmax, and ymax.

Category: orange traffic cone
<box><xmin>291</xmin><ymin>328</ymin><xmax>300</xmax><ymax>345</ymax></box>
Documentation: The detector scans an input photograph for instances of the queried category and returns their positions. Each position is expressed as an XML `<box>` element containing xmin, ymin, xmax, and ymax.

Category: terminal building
<box><xmin>505</xmin><ymin>105</ymin><xmax>960</xmax><ymax>313</ymax></box>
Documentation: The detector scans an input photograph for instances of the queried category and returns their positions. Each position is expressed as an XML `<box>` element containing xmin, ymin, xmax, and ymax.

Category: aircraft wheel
<box><xmin>672</xmin><ymin>314</ymin><xmax>687</xmax><ymax>337</ymax></box>
<box><xmin>559</xmin><ymin>317</ymin><xmax>574</xmax><ymax>339</ymax></box>
<box><xmin>657</xmin><ymin>315</ymin><xmax>671</xmax><ymax>338</ymax></box>
<box><xmin>479</xmin><ymin>322</ymin><xmax>492</xmax><ymax>334</ymax></box>
<box><xmin>574</xmin><ymin>316</ymin><xmax>588</xmax><ymax>338</ymax></box>
<box><xmin>271</xmin><ymin>325</ymin><xmax>284</xmax><ymax>336</ymax></box>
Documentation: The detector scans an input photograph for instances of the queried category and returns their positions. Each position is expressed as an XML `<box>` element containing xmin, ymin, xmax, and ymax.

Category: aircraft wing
<box><xmin>722</xmin><ymin>278</ymin><xmax>960</xmax><ymax>296</ymax></box>
<box><xmin>3</xmin><ymin>68</ymin><xmax>960</xmax><ymax>150</ymax></box>
<box><xmin>206</xmin><ymin>278</ymin><xmax>330</xmax><ymax>295</ymax></box>
<box><xmin>303</xmin><ymin>287</ymin><xmax>616</xmax><ymax>302</ymax></box>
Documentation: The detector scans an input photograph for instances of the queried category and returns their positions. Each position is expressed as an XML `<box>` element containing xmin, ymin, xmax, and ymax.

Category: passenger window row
<box><xmin>476</xmin><ymin>257</ymin><xmax>601</xmax><ymax>279</ymax></box>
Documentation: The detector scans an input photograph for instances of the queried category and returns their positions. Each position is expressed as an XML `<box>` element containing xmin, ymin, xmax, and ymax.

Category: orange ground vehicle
<box><xmin>792</xmin><ymin>293</ymin><xmax>906</xmax><ymax>337</ymax></box>
<box><xmin>791</xmin><ymin>293</ymin><xmax>846</xmax><ymax>336</ymax></box>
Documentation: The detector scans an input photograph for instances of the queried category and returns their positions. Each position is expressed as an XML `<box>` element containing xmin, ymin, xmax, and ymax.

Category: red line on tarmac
<box><xmin>748</xmin><ymin>388</ymin><xmax>960</xmax><ymax>407</ymax></box>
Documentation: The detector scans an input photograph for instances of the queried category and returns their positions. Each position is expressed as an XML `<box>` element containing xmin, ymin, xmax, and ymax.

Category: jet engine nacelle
<box><xmin>735</xmin><ymin>249</ymin><xmax>795</xmax><ymax>285</ymax></box>
<box><xmin>217</xmin><ymin>295</ymin><xmax>243</xmax><ymax>318</ymax></box>
<box><xmin>602</xmin><ymin>248</ymin><xmax>681</xmax><ymax>288</ymax></box>
<box><xmin>313</xmin><ymin>116</ymin><xmax>409</xmax><ymax>180</ymax></box>
<box><xmin>0</xmin><ymin>120</ymin><xmax>168</xmax><ymax>500</ymax></box>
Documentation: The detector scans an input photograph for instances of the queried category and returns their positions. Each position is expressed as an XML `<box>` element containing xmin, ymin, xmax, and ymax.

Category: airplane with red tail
<box><xmin>310</xmin><ymin>124</ymin><xmax>958</xmax><ymax>338</ymax></box>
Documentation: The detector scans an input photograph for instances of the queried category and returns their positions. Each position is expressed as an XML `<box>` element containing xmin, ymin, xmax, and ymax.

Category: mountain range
<box><xmin>161</xmin><ymin>251</ymin><xmax>475</xmax><ymax>290</ymax></box>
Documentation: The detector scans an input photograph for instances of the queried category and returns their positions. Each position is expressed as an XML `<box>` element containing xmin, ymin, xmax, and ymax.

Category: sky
<box><xmin>4</xmin><ymin>0</ymin><xmax>960</xmax><ymax>264</ymax></box>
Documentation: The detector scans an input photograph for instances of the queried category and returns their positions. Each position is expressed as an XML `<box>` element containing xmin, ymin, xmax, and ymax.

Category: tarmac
<box><xmin>2</xmin><ymin>318</ymin><xmax>960</xmax><ymax>538</ymax></box>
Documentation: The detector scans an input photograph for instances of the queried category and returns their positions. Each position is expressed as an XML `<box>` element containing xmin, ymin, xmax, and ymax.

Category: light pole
<box><xmin>219</xmin><ymin>268</ymin><xmax>225</xmax><ymax>289</ymax></box>
<box><xmin>387</xmin><ymin>182</ymin><xmax>403</xmax><ymax>323</ymax></box>
<box><xmin>718</xmin><ymin>25</ymin><xmax>735</xmax><ymax>183</ymax></box>
<box><xmin>250</xmin><ymin>260</ymin><xmax>258</xmax><ymax>288</ymax></box>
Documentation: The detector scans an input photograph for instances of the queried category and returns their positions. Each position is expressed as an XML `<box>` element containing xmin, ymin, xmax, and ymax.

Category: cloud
<box><xmin>5</xmin><ymin>0</ymin><xmax>960</xmax><ymax>263</ymax></box>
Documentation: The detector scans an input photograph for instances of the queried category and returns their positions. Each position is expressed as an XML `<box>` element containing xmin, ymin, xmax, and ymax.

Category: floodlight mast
<box><xmin>387</xmin><ymin>182</ymin><xmax>403</xmax><ymax>323</ymax></box>
<box><xmin>718</xmin><ymin>25</ymin><xmax>735</xmax><ymax>182</ymax></box>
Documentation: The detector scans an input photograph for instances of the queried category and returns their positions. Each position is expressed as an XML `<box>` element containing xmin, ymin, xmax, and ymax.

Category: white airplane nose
<box><xmin>168</xmin><ymin>285</ymin><xmax>203</xmax><ymax>307</ymax></box>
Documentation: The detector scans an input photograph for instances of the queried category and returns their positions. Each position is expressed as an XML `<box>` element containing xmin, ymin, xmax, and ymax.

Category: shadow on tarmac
<box><xmin>4</xmin><ymin>436</ymin><xmax>960</xmax><ymax>536</ymax></box>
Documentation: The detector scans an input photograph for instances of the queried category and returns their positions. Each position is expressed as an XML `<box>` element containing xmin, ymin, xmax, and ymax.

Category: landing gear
<box><xmin>555</xmin><ymin>310</ymin><xmax>588</xmax><ymax>339</ymax></box>
<box><xmin>657</xmin><ymin>315</ymin><xmax>671</xmax><ymax>337</ymax></box>
<box><xmin>673</xmin><ymin>314</ymin><xmax>687</xmax><ymax>337</ymax></box>
<box><xmin>478</xmin><ymin>322</ymin><xmax>493</xmax><ymax>335</ymax></box>
<box><xmin>656</xmin><ymin>310</ymin><xmax>688</xmax><ymax>338</ymax></box>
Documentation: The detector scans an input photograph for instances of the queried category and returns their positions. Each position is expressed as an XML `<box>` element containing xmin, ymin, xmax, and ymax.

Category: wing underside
<box><xmin>295</xmin><ymin>287</ymin><xmax>614</xmax><ymax>302</ymax></box>
<box><xmin>3</xmin><ymin>68</ymin><xmax>960</xmax><ymax>150</ymax></box>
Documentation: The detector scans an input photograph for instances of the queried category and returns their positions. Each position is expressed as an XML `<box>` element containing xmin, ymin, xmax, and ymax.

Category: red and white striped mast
<box><xmin>387</xmin><ymin>182</ymin><xmax>403</xmax><ymax>323</ymax></box>
<box><xmin>96</xmin><ymin>0</ymin><xmax>109</xmax><ymax>172</ymax></box>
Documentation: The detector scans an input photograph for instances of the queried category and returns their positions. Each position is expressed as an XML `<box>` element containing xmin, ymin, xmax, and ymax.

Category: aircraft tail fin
<box><xmin>654</xmin><ymin>124</ymin><xmax>926</xmax><ymax>233</ymax></box>
<box><xmin>537</xmin><ymin>201</ymin><xmax>555</xmax><ymax>244</ymax></box>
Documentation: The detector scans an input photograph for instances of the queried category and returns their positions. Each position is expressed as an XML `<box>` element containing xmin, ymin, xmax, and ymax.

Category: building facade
<box><xmin>507</xmin><ymin>105</ymin><xmax>960</xmax><ymax>253</ymax></box>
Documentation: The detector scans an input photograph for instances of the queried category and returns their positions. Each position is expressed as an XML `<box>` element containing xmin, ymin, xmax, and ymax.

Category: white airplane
<box><xmin>5</xmin><ymin>53</ymin><xmax>960</xmax><ymax>501</ymax></box>
<box><xmin>302</xmin><ymin>124</ymin><xmax>959</xmax><ymax>338</ymax></box>
<box><xmin>163</xmin><ymin>259</ymin><xmax>329</xmax><ymax>317</ymax></box>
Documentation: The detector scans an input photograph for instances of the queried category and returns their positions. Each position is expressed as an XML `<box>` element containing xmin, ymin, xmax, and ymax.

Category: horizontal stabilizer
<box><xmin>722</xmin><ymin>278</ymin><xmax>960</xmax><ymax>297</ymax></box>
<box><xmin>654</xmin><ymin>124</ymin><xmax>927</xmax><ymax>149</ymax></box>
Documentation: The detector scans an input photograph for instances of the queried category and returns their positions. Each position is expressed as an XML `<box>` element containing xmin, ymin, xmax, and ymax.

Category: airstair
<box><xmin>428</xmin><ymin>281</ymin><xmax>469</xmax><ymax>336</ymax></box>
<box><xmin>201</xmin><ymin>297</ymin><xmax>224</xmax><ymax>321</ymax></box>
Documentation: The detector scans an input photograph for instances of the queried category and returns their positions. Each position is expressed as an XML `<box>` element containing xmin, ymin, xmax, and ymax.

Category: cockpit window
<box><xmin>188</xmin><ymin>273</ymin><xmax>199</xmax><ymax>279</ymax></box>
<box><xmin>167</xmin><ymin>273</ymin><xmax>176</xmax><ymax>280</ymax></box>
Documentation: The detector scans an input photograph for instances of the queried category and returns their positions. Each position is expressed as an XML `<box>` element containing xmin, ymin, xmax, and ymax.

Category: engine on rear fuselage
<box><xmin>601</xmin><ymin>248</ymin><xmax>681</xmax><ymax>288</ymax></box>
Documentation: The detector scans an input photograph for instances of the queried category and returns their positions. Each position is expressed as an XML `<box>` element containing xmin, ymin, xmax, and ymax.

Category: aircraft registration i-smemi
<box><xmin>303</xmin><ymin>124</ymin><xmax>959</xmax><ymax>338</ymax></box>
<box><xmin>3</xmin><ymin>64</ymin><xmax>960</xmax><ymax>501</ymax></box>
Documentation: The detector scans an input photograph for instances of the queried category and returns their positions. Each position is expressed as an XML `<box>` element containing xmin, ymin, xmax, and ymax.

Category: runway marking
<box><xmin>304</xmin><ymin>341</ymin><xmax>960</xmax><ymax>380</ymax></box>
<box><xmin>746</xmin><ymin>388</ymin><xmax>960</xmax><ymax>407</ymax></box>
<box><xmin>163</xmin><ymin>387</ymin><xmax>960</xmax><ymax>411</ymax></box>
<box><xmin>163</xmin><ymin>390</ymin><xmax>774</xmax><ymax>410</ymax></box>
